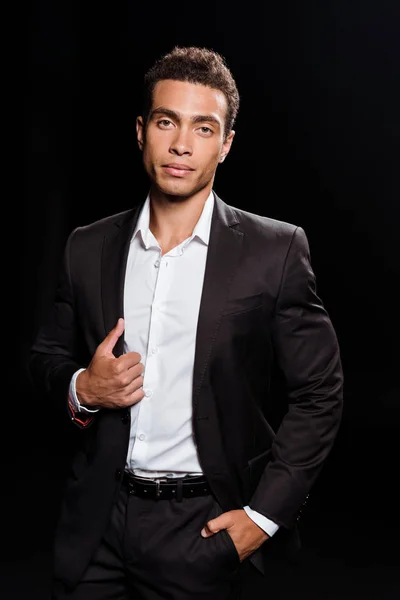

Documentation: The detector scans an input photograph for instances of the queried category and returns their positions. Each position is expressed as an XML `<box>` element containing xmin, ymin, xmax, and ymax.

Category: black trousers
<box><xmin>51</xmin><ymin>479</ymin><xmax>264</xmax><ymax>600</ymax></box>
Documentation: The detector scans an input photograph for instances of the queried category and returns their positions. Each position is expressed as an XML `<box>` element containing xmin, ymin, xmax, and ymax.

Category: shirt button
<box><xmin>151</xmin><ymin>347</ymin><xmax>158</xmax><ymax>355</ymax></box>
<box><xmin>138</xmin><ymin>433</ymin><xmax>145</xmax><ymax>441</ymax></box>
<box><xmin>154</xmin><ymin>260</ymin><xmax>160</xmax><ymax>268</ymax></box>
<box><xmin>144</xmin><ymin>389</ymin><xmax>153</xmax><ymax>397</ymax></box>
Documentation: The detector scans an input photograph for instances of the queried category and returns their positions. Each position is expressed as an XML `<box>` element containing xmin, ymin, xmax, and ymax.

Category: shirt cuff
<box><xmin>69</xmin><ymin>368</ymin><xmax>100</xmax><ymax>413</ymax></box>
<box><xmin>243</xmin><ymin>505</ymin><xmax>280</xmax><ymax>537</ymax></box>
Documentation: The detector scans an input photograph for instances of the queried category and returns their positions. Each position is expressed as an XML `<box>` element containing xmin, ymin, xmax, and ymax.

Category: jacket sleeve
<box><xmin>249</xmin><ymin>226</ymin><xmax>344</xmax><ymax>528</ymax></box>
<box><xmin>28</xmin><ymin>229</ymin><xmax>96</xmax><ymax>430</ymax></box>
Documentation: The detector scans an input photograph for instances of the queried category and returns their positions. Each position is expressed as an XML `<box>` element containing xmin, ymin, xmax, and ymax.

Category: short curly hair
<box><xmin>142</xmin><ymin>46</ymin><xmax>240</xmax><ymax>140</ymax></box>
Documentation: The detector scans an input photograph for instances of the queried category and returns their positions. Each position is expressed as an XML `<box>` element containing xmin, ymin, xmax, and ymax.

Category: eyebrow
<box><xmin>150</xmin><ymin>107</ymin><xmax>221</xmax><ymax>127</ymax></box>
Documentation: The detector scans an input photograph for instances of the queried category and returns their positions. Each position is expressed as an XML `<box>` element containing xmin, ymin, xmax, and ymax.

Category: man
<box><xmin>29</xmin><ymin>46</ymin><xmax>343</xmax><ymax>599</ymax></box>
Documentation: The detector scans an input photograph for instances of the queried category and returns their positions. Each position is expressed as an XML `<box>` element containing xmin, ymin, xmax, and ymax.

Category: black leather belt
<box><xmin>122</xmin><ymin>471</ymin><xmax>210</xmax><ymax>501</ymax></box>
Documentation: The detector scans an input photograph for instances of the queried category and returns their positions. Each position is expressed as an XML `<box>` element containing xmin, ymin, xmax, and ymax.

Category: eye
<box><xmin>199</xmin><ymin>126</ymin><xmax>213</xmax><ymax>135</ymax></box>
<box><xmin>158</xmin><ymin>119</ymin><xmax>173</xmax><ymax>128</ymax></box>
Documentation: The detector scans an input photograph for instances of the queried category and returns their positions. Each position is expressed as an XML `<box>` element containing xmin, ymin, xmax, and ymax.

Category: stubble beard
<box><xmin>152</xmin><ymin>169</ymin><xmax>213</xmax><ymax>204</ymax></box>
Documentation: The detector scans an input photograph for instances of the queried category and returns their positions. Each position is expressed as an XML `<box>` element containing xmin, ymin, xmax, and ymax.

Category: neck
<box><xmin>148</xmin><ymin>186</ymin><xmax>211</xmax><ymax>241</ymax></box>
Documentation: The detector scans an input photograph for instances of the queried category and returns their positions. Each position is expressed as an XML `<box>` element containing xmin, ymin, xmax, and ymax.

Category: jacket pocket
<box><xmin>221</xmin><ymin>292</ymin><xmax>264</xmax><ymax>316</ymax></box>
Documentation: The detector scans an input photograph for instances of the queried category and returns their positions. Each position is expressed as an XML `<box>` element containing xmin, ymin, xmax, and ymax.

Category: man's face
<box><xmin>136</xmin><ymin>79</ymin><xmax>234</xmax><ymax>200</ymax></box>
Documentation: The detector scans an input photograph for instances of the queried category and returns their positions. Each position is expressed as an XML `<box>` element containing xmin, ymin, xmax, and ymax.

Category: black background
<box><xmin>6</xmin><ymin>1</ymin><xmax>400</xmax><ymax>598</ymax></box>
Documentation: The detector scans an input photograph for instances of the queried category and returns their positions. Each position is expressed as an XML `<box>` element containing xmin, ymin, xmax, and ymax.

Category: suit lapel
<box><xmin>101</xmin><ymin>202</ymin><xmax>144</xmax><ymax>357</ymax></box>
<box><xmin>192</xmin><ymin>193</ymin><xmax>243</xmax><ymax>409</ymax></box>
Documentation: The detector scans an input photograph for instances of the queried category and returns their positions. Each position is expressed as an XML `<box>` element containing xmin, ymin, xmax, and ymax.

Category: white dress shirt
<box><xmin>69</xmin><ymin>190</ymin><xmax>279</xmax><ymax>537</ymax></box>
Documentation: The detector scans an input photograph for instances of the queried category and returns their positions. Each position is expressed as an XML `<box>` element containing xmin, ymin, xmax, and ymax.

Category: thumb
<box><xmin>201</xmin><ymin>517</ymin><xmax>224</xmax><ymax>538</ymax></box>
<box><xmin>99</xmin><ymin>318</ymin><xmax>125</xmax><ymax>356</ymax></box>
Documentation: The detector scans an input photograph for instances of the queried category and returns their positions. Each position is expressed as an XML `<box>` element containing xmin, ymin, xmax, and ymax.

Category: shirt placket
<box><xmin>132</xmin><ymin>251</ymin><xmax>172</xmax><ymax>465</ymax></box>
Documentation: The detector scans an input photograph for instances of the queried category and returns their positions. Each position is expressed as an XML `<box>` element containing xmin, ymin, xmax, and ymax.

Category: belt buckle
<box><xmin>155</xmin><ymin>478</ymin><xmax>168</xmax><ymax>499</ymax></box>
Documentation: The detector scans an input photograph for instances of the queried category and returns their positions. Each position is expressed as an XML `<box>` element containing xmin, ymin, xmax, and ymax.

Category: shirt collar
<box><xmin>131</xmin><ymin>190</ymin><xmax>215</xmax><ymax>249</ymax></box>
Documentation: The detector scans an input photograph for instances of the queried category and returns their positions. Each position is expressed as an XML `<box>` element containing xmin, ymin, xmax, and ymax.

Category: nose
<box><xmin>169</xmin><ymin>127</ymin><xmax>192</xmax><ymax>156</ymax></box>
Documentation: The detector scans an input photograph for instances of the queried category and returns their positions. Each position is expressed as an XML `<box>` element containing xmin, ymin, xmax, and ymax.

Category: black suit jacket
<box><xmin>29</xmin><ymin>192</ymin><xmax>343</xmax><ymax>588</ymax></box>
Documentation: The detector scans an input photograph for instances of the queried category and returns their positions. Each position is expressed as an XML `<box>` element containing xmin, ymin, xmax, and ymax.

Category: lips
<box><xmin>163</xmin><ymin>163</ymin><xmax>194</xmax><ymax>171</ymax></box>
<box><xmin>162</xmin><ymin>163</ymin><xmax>195</xmax><ymax>178</ymax></box>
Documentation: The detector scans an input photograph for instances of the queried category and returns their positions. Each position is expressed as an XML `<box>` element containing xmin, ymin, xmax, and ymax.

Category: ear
<box><xmin>136</xmin><ymin>116</ymin><xmax>145</xmax><ymax>151</ymax></box>
<box><xmin>219</xmin><ymin>130</ymin><xmax>235</xmax><ymax>163</ymax></box>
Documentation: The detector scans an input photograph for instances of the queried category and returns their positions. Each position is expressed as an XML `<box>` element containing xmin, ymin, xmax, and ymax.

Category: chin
<box><xmin>156</xmin><ymin>180</ymin><xmax>196</xmax><ymax>199</ymax></box>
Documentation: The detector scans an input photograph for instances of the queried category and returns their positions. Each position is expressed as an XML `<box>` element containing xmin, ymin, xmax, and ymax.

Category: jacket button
<box><xmin>115</xmin><ymin>469</ymin><xmax>122</xmax><ymax>480</ymax></box>
<box><xmin>121</xmin><ymin>412</ymin><xmax>130</xmax><ymax>424</ymax></box>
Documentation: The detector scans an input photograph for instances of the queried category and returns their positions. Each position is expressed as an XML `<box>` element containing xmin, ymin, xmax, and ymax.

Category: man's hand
<box><xmin>76</xmin><ymin>318</ymin><xmax>145</xmax><ymax>410</ymax></box>
<box><xmin>200</xmin><ymin>509</ymin><xmax>269</xmax><ymax>562</ymax></box>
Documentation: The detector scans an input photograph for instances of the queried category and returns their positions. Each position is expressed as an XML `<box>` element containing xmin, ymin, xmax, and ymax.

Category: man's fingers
<box><xmin>201</xmin><ymin>513</ymin><xmax>234</xmax><ymax>537</ymax></box>
<box><xmin>201</xmin><ymin>518</ymin><xmax>221</xmax><ymax>537</ymax></box>
<box><xmin>117</xmin><ymin>351</ymin><xmax>143</xmax><ymax>370</ymax></box>
<box><xmin>99</xmin><ymin>318</ymin><xmax>125</xmax><ymax>355</ymax></box>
